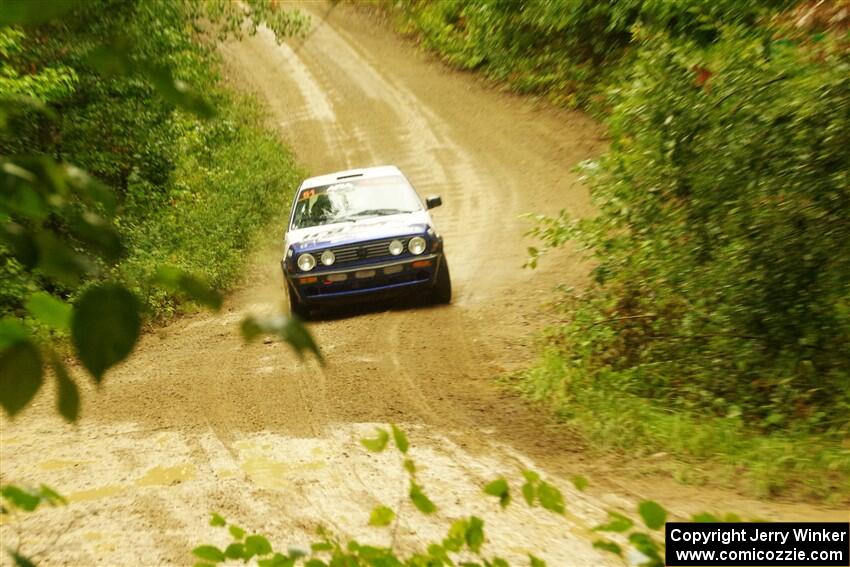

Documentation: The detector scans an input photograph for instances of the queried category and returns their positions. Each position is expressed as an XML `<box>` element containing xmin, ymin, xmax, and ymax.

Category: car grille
<box><xmin>331</xmin><ymin>237</ymin><xmax>410</xmax><ymax>264</ymax></box>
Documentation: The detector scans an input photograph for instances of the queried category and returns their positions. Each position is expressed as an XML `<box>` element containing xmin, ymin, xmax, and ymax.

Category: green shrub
<box><xmin>529</xmin><ymin>26</ymin><xmax>850</xmax><ymax>431</ymax></box>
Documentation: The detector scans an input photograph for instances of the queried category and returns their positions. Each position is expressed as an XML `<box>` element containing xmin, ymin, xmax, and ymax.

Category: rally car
<box><xmin>281</xmin><ymin>165</ymin><xmax>451</xmax><ymax>318</ymax></box>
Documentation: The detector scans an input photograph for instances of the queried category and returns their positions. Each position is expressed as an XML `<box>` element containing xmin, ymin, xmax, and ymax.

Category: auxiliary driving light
<box><xmin>388</xmin><ymin>239</ymin><xmax>404</xmax><ymax>256</ymax></box>
<box><xmin>297</xmin><ymin>253</ymin><xmax>316</xmax><ymax>271</ymax></box>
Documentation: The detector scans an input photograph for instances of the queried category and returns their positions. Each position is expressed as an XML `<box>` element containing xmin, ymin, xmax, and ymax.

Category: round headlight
<box><xmin>408</xmin><ymin>236</ymin><xmax>427</xmax><ymax>255</ymax></box>
<box><xmin>320</xmin><ymin>249</ymin><xmax>335</xmax><ymax>266</ymax></box>
<box><xmin>297</xmin><ymin>253</ymin><xmax>316</xmax><ymax>271</ymax></box>
<box><xmin>388</xmin><ymin>239</ymin><xmax>404</xmax><ymax>256</ymax></box>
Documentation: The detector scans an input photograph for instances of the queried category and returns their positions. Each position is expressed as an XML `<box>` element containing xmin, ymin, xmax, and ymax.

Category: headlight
<box><xmin>408</xmin><ymin>236</ymin><xmax>426</xmax><ymax>255</ymax></box>
<box><xmin>320</xmin><ymin>249</ymin><xmax>335</xmax><ymax>266</ymax></box>
<box><xmin>297</xmin><ymin>253</ymin><xmax>316</xmax><ymax>271</ymax></box>
<box><xmin>388</xmin><ymin>239</ymin><xmax>404</xmax><ymax>256</ymax></box>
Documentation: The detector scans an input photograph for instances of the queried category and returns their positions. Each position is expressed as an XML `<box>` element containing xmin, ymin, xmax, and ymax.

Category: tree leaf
<box><xmin>258</xmin><ymin>553</ymin><xmax>294</xmax><ymax>567</ymax></box>
<box><xmin>52</xmin><ymin>357</ymin><xmax>79</xmax><ymax>422</ymax></box>
<box><xmin>68</xmin><ymin>211</ymin><xmax>123</xmax><ymax>261</ymax></box>
<box><xmin>9</xmin><ymin>551</ymin><xmax>36</xmax><ymax>567</ymax></box>
<box><xmin>245</xmin><ymin>535</ymin><xmax>272</xmax><ymax>557</ymax></box>
<box><xmin>638</xmin><ymin>500</ymin><xmax>667</xmax><ymax>530</ymax></box>
<box><xmin>369</xmin><ymin>505</ymin><xmax>395</xmax><ymax>527</ymax></box>
<box><xmin>224</xmin><ymin>543</ymin><xmax>245</xmax><ymax>560</ymax></box>
<box><xmin>537</xmin><ymin>481</ymin><xmax>565</xmax><ymax>514</ymax></box>
<box><xmin>258</xmin><ymin>553</ymin><xmax>295</xmax><ymax>567</ymax></box>
<box><xmin>593</xmin><ymin>540</ymin><xmax>622</xmax><ymax>556</ymax></box>
<box><xmin>629</xmin><ymin>532</ymin><xmax>662</xmax><ymax>561</ymax></box>
<box><xmin>360</xmin><ymin>428</ymin><xmax>389</xmax><ymax>452</ymax></box>
<box><xmin>0</xmin><ymin>339</ymin><xmax>43</xmax><ymax>416</ymax></box>
<box><xmin>71</xmin><ymin>284</ymin><xmax>141</xmax><ymax>382</ymax></box>
<box><xmin>229</xmin><ymin>524</ymin><xmax>245</xmax><ymax>540</ymax></box>
<box><xmin>210</xmin><ymin>512</ymin><xmax>226</xmax><ymax>527</ymax></box>
<box><xmin>0</xmin><ymin>222</ymin><xmax>38</xmax><ymax>269</ymax></box>
<box><xmin>154</xmin><ymin>266</ymin><xmax>222</xmax><ymax>310</ymax></box>
<box><xmin>240</xmin><ymin>314</ymin><xmax>321</xmax><ymax>361</ymax></box>
<box><xmin>483</xmin><ymin>478</ymin><xmax>511</xmax><ymax>508</ymax></box>
<box><xmin>390</xmin><ymin>423</ymin><xmax>409</xmax><ymax>453</ymax></box>
<box><xmin>26</xmin><ymin>292</ymin><xmax>72</xmax><ymax>331</ymax></box>
<box><xmin>0</xmin><ymin>317</ymin><xmax>28</xmax><ymax>349</ymax></box>
<box><xmin>572</xmin><ymin>475</ymin><xmax>589</xmax><ymax>491</ymax></box>
<box><xmin>521</xmin><ymin>470</ymin><xmax>540</xmax><ymax>483</ymax></box>
<box><xmin>529</xmin><ymin>555</ymin><xmax>547</xmax><ymax>567</ymax></box>
<box><xmin>35</xmin><ymin>231</ymin><xmax>93</xmax><ymax>285</ymax></box>
<box><xmin>38</xmin><ymin>484</ymin><xmax>67</xmax><ymax>506</ymax></box>
<box><xmin>1</xmin><ymin>485</ymin><xmax>40</xmax><ymax>511</ymax></box>
<box><xmin>521</xmin><ymin>481</ymin><xmax>535</xmax><ymax>506</ymax></box>
<box><xmin>192</xmin><ymin>545</ymin><xmax>225</xmax><ymax>563</ymax></box>
<box><xmin>595</xmin><ymin>511</ymin><xmax>633</xmax><ymax>532</ymax></box>
<box><xmin>465</xmin><ymin>516</ymin><xmax>485</xmax><ymax>552</ymax></box>
<box><xmin>409</xmin><ymin>482</ymin><xmax>437</xmax><ymax>514</ymax></box>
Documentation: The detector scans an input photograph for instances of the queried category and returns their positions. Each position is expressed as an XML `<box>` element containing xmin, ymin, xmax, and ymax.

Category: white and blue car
<box><xmin>281</xmin><ymin>166</ymin><xmax>451</xmax><ymax>318</ymax></box>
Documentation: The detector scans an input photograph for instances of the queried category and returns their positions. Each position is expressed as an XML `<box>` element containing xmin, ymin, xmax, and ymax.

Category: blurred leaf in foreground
<box><xmin>241</xmin><ymin>314</ymin><xmax>321</xmax><ymax>361</ymax></box>
<box><xmin>71</xmin><ymin>284</ymin><xmax>141</xmax><ymax>382</ymax></box>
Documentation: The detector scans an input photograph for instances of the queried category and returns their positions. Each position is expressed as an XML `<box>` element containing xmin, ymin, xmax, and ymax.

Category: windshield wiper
<box><xmin>348</xmin><ymin>208</ymin><xmax>415</xmax><ymax>217</ymax></box>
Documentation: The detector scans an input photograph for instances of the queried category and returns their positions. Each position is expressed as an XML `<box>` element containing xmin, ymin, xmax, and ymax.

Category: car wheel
<box><xmin>433</xmin><ymin>256</ymin><xmax>452</xmax><ymax>304</ymax></box>
<box><xmin>288</xmin><ymin>282</ymin><xmax>311</xmax><ymax>320</ymax></box>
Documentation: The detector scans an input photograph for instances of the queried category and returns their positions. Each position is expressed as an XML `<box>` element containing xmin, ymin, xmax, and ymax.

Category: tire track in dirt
<box><xmin>1</xmin><ymin>3</ymin><xmax>845</xmax><ymax>566</ymax></box>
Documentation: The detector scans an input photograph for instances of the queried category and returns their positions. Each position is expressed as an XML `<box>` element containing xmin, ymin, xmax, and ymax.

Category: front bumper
<box><xmin>284</xmin><ymin>253</ymin><xmax>442</xmax><ymax>304</ymax></box>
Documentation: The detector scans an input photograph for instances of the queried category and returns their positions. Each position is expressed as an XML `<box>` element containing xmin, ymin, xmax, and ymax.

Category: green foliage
<box><xmin>368</xmin><ymin>505</ymin><xmax>395</xmax><ymax>527</ymax></box>
<box><xmin>390</xmin><ymin>0</ymin><xmax>850</xmax><ymax>495</ymax></box>
<box><xmin>571</xmin><ymin>475</ymin><xmax>588</xmax><ymax>492</ymax></box>
<box><xmin>197</xmin><ymin>427</ymin><xmax>554</xmax><ymax>566</ymax></box>
<box><xmin>194</xmin><ymin>427</ymin><xmax>706</xmax><ymax>566</ymax></box>
<box><xmin>360</xmin><ymin>427</ymin><xmax>391</xmax><ymax>452</ymax></box>
<box><xmin>483</xmin><ymin>478</ymin><xmax>511</xmax><ymax>508</ymax></box>
<box><xmin>523</xmin><ymin>18</ymin><xmax>850</xmax><ymax>434</ymax></box>
<box><xmin>637</xmin><ymin>501</ymin><xmax>666</xmax><ymax>530</ymax></box>
<box><xmin>0</xmin><ymin>0</ymin><xmax>319</xmax><ymax>421</ymax></box>
<box><xmin>0</xmin><ymin>481</ymin><xmax>67</xmax><ymax>561</ymax></box>
<box><xmin>2</xmin><ymin>485</ymin><xmax>59</xmax><ymax>512</ymax></box>
<box><xmin>591</xmin><ymin>501</ymin><xmax>668</xmax><ymax>567</ymax></box>
<box><xmin>241</xmin><ymin>314</ymin><xmax>322</xmax><ymax>362</ymax></box>
<box><xmin>512</xmin><ymin>348</ymin><xmax>850</xmax><ymax>500</ymax></box>
<box><xmin>71</xmin><ymin>284</ymin><xmax>141</xmax><ymax>381</ymax></box>
<box><xmin>386</xmin><ymin>0</ymin><xmax>789</xmax><ymax>110</ymax></box>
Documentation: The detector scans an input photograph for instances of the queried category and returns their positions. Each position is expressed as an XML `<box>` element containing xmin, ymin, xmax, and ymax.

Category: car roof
<box><xmin>300</xmin><ymin>165</ymin><xmax>405</xmax><ymax>190</ymax></box>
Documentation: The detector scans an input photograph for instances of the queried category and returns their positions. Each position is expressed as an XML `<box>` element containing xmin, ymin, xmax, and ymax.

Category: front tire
<box><xmin>433</xmin><ymin>256</ymin><xmax>452</xmax><ymax>304</ymax></box>
<box><xmin>288</xmin><ymin>282</ymin><xmax>311</xmax><ymax>320</ymax></box>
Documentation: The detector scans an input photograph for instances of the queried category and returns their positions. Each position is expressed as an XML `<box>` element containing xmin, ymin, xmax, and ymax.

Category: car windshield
<box><xmin>291</xmin><ymin>175</ymin><xmax>423</xmax><ymax>229</ymax></box>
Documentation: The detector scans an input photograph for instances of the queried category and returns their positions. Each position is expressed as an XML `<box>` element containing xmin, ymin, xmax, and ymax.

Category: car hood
<box><xmin>284</xmin><ymin>210</ymin><xmax>432</xmax><ymax>253</ymax></box>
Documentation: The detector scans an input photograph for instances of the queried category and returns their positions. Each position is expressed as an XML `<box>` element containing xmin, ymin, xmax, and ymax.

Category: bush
<box><xmin>529</xmin><ymin>26</ymin><xmax>850</xmax><ymax>432</ymax></box>
<box><xmin>0</xmin><ymin>0</ymin><xmax>303</xmax><ymax>322</ymax></box>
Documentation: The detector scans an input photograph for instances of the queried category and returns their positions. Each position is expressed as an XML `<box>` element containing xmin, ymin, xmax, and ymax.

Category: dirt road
<box><xmin>1</xmin><ymin>4</ymin><xmax>844</xmax><ymax>566</ymax></box>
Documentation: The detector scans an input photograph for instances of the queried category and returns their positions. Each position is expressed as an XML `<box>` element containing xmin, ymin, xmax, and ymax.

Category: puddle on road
<box><xmin>135</xmin><ymin>464</ymin><xmax>196</xmax><ymax>486</ymax></box>
<box><xmin>240</xmin><ymin>454</ymin><xmax>325</xmax><ymax>490</ymax></box>
<box><xmin>66</xmin><ymin>464</ymin><xmax>196</xmax><ymax>503</ymax></box>
<box><xmin>234</xmin><ymin>439</ymin><xmax>326</xmax><ymax>490</ymax></box>
<box><xmin>69</xmin><ymin>485</ymin><xmax>125</xmax><ymax>503</ymax></box>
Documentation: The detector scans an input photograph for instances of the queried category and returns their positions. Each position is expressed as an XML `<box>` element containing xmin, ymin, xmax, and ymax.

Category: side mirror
<box><xmin>425</xmin><ymin>196</ymin><xmax>442</xmax><ymax>209</ymax></box>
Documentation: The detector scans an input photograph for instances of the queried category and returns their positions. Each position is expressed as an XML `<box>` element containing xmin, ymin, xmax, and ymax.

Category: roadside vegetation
<box><xmin>1</xmin><ymin>1</ymin><xmax>320</xmax><ymax>420</ymax></box>
<box><xmin>385</xmin><ymin>0</ymin><xmax>850</xmax><ymax>500</ymax></box>
<box><xmin>1</xmin><ymin>1</ymin><xmax>304</xmax><ymax>325</ymax></box>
